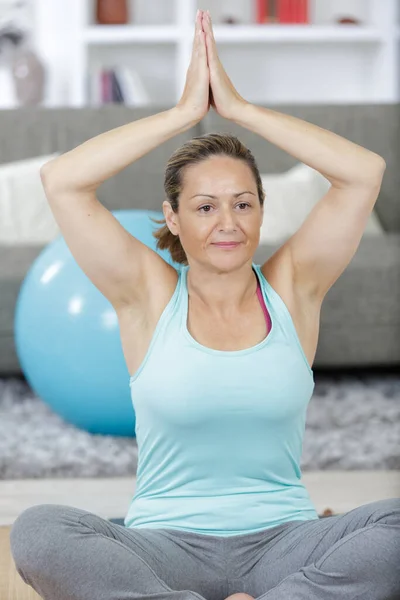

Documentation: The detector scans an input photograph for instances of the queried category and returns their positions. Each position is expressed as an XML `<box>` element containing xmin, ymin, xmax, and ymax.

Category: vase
<box><xmin>11</xmin><ymin>48</ymin><xmax>45</xmax><ymax>106</ymax></box>
<box><xmin>96</xmin><ymin>0</ymin><xmax>129</xmax><ymax>25</ymax></box>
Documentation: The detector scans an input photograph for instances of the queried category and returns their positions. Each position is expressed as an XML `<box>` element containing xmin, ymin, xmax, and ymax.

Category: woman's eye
<box><xmin>199</xmin><ymin>203</ymin><xmax>250</xmax><ymax>213</ymax></box>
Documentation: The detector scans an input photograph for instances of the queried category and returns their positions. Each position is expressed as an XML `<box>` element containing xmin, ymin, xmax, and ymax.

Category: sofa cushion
<box><xmin>0</xmin><ymin>154</ymin><xmax>61</xmax><ymax>245</ymax></box>
<box><xmin>259</xmin><ymin>163</ymin><xmax>385</xmax><ymax>245</ymax></box>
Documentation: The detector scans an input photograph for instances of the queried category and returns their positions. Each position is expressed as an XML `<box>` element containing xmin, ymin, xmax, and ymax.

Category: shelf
<box><xmin>84</xmin><ymin>25</ymin><xmax>179</xmax><ymax>44</ymax></box>
<box><xmin>206</xmin><ymin>24</ymin><xmax>384</xmax><ymax>44</ymax></box>
<box><xmin>56</xmin><ymin>0</ymin><xmax>400</xmax><ymax>107</ymax></box>
<box><xmin>83</xmin><ymin>24</ymin><xmax>385</xmax><ymax>46</ymax></box>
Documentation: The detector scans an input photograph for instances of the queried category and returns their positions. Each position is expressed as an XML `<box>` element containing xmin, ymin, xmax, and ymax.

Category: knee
<box><xmin>357</xmin><ymin>499</ymin><xmax>400</xmax><ymax>591</ymax></box>
<box><xmin>372</xmin><ymin>497</ymin><xmax>400</xmax><ymax>526</ymax></box>
<box><xmin>10</xmin><ymin>504</ymin><xmax>65</xmax><ymax>572</ymax></box>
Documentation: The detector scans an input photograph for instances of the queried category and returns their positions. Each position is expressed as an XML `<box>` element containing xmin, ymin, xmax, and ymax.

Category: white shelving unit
<box><xmin>34</xmin><ymin>0</ymin><xmax>400</xmax><ymax>108</ymax></box>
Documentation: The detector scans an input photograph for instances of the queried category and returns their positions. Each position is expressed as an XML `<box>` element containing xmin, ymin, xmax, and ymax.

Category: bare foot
<box><xmin>224</xmin><ymin>594</ymin><xmax>255</xmax><ymax>600</ymax></box>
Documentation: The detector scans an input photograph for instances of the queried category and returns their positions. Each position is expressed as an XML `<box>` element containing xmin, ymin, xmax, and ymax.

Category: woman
<box><xmin>10</xmin><ymin>9</ymin><xmax>399</xmax><ymax>600</ymax></box>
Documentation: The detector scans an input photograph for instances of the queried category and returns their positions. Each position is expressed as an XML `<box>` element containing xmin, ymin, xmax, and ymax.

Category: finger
<box><xmin>203</xmin><ymin>10</ymin><xmax>213</xmax><ymax>37</ymax></box>
<box><xmin>202</xmin><ymin>22</ymin><xmax>211</xmax><ymax>65</ymax></box>
<box><xmin>192</xmin><ymin>17</ymin><xmax>203</xmax><ymax>65</ymax></box>
<box><xmin>197</xmin><ymin>14</ymin><xmax>207</xmax><ymax>49</ymax></box>
<box><xmin>203</xmin><ymin>24</ymin><xmax>215</xmax><ymax>64</ymax></box>
<box><xmin>192</xmin><ymin>10</ymin><xmax>201</xmax><ymax>48</ymax></box>
<box><xmin>196</xmin><ymin>31</ymin><xmax>209</xmax><ymax>71</ymax></box>
<box><xmin>196</xmin><ymin>15</ymin><xmax>207</xmax><ymax>56</ymax></box>
<box><xmin>195</xmin><ymin>26</ymin><xmax>203</xmax><ymax>51</ymax></box>
<box><xmin>202</xmin><ymin>12</ymin><xmax>215</xmax><ymax>55</ymax></box>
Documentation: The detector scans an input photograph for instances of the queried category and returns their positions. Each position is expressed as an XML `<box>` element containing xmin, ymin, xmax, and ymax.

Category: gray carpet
<box><xmin>1</xmin><ymin>369</ymin><xmax>399</xmax><ymax>479</ymax></box>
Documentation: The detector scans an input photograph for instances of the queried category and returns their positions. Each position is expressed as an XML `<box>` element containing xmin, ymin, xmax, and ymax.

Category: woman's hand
<box><xmin>202</xmin><ymin>10</ymin><xmax>249</xmax><ymax>120</ymax></box>
<box><xmin>176</xmin><ymin>10</ymin><xmax>210</xmax><ymax>124</ymax></box>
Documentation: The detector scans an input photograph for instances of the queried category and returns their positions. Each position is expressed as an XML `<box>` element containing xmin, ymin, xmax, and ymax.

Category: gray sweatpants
<box><xmin>9</xmin><ymin>497</ymin><xmax>400</xmax><ymax>600</ymax></box>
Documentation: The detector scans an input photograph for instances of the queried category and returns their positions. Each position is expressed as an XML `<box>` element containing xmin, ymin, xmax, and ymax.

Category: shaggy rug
<box><xmin>1</xmin><ymin>369</ymin><xmax>399</xmax><ymax>479</ymax></box>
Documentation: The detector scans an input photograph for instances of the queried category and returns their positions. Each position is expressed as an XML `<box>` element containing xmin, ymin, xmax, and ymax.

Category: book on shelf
<box><xmin>89</xmin><ymin>66</ymin><xmax>150</xmax><ymax>106</ymax></box>
<box><xmin>111</xmin><ymin>70</ymin><xmax>124</xmax><ymax>103</ymax></box>
<box><xmin>256</xmin><ymin>0</ymin><xmax>309</xmax><ymax>24</ymax></box>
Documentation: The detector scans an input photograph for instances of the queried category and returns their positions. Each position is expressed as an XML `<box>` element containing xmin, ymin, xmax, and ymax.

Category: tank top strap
<box><xmin>252</xmin><ymin>263</ymin><xmax>313</xmax><ymax>377</ymax></box>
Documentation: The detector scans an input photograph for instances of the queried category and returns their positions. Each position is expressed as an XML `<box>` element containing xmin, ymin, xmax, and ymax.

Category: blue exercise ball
<box><xmin>15</xmin><ymin>209</ymin><xmax>181</xmax><ymax>437</ymax></box>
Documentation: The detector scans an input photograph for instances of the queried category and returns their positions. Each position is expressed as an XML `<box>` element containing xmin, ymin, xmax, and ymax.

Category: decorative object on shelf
<box><xmin>256</xmin><ymin>0</ymin><xmax>309</xmax><ymax>25</ymax></box>
<box><xmin>337</xmin><ymin>17</ymin><xmax>361</xmax><ymax>25</ymax></box>
<box><xmin>11</xmin><ymin>42</ymin><xmax>45</xmax><ymax>105</ymax></box>
<box><xmin>0</xmin><ymin>0</ymin><xmax>42</xmax><ymax>107</ymax></box>
<box><xmin>256</xmin><ymin>0</ymin><xmax>278</xmax><ymax>24</ymax></box>
<box><xmin>0</xmin><ymin>24</ymin><xmax>45</xmax><ymax>106</ymax></box>
<box><xmin>96</xmin><ymin>0</ymin><xmax>129</xmax><ymax>25</ymax></box>
<box><xmin>221</xmin><ymin>17</ymin><xmax>241</xmax><ymax>25</ymax></box>
<box><xmin>0</xmin><ymin>23</ymin><xmax>23</xmax><ymax>52</ymax></box>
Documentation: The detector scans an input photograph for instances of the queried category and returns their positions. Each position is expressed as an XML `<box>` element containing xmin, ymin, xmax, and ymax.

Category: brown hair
<box><xmin>150</xmin><ymin>132</ymin><xmax>265</xmax><ymax>266</ymax></box>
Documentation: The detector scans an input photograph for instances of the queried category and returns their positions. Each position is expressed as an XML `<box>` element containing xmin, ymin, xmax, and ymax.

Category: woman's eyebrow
<box><xmin>190</xmin><ymin>191</ymin><xmax>256</xmax><ymax>199</ymax></box>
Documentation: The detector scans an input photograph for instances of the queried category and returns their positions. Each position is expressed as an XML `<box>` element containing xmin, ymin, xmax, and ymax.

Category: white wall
<box><xmin>32</xmin><ymin>0</ymin><xmax>75</xmax><ymax>106</ymax></box>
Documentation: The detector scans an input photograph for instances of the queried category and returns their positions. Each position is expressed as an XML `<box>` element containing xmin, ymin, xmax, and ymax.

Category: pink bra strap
<box><xmin>256</xmin><ymin>279</ymin><xmax>272</xmax><ymax>331</ymax></box>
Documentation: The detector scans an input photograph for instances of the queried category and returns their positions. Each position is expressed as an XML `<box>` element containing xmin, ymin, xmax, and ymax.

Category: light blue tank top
<box><xmin>124</xmin><ymin>262</ymin><xmax>319</xmax><ymax>536</ymax></box>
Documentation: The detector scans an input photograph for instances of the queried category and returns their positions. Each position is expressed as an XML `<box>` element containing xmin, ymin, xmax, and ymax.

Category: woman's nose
<box><xmin>218</xmin><ymin>209</ymin><xmax>237</xmax><ymax>228</ymax></box>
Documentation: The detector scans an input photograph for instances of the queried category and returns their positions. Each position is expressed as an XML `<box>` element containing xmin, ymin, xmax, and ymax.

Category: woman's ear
<box><xmin>163</xmin><ymin>201</ymin><xmax>179</xmax><ymax>236</ymax></box>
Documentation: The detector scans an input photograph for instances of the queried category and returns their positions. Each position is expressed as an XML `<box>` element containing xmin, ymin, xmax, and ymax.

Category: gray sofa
<box><xmin>0</xmin><ymin>104</ymin><xmax>399</xmax><ymax>376</ymax></box>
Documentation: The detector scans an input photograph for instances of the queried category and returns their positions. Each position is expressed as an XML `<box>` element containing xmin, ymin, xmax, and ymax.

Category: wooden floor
<box><xmin>1</xmin><ymin>471</ymin><xmax>399</xmax><ymax>600</ymax></box>
<box><xmin>1</xmin><ymin>471</ymin><xmax>399</xmax><ymax>525</ymax></box>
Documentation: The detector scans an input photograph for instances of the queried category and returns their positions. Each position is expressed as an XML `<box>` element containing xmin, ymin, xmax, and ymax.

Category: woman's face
<box><xmin>163</xmin><ymin>156</ymin><xmax>263</xmax><ymax>267</ymax></box>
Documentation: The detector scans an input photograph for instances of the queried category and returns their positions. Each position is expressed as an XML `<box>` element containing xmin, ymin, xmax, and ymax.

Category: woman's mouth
<box><xmin>212</xmin><ymin>242</ymin><xmax>241</xmax><ymax>249</ymax></box>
